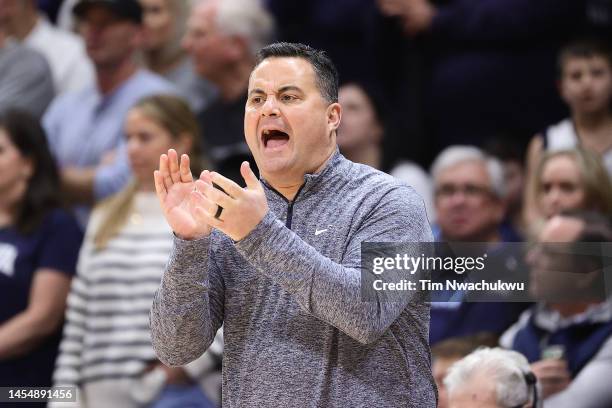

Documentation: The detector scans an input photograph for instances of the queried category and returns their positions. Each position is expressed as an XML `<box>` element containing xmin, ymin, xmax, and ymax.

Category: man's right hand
<box><xmin>154</xmin><ymin>149</ymin><xmax>214</xmax><ymax>240</ymax></box>
<box><xmin>531</xmin><ymin>358</ymin><xmax>571</xmax><ymax>398</ymax></box>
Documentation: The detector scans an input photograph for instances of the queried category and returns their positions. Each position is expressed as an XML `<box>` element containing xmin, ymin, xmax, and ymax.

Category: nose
<box><xmin>261</xmin><ymin>95</ymin><xmax>280</xmax><ymax>117</ymax></box>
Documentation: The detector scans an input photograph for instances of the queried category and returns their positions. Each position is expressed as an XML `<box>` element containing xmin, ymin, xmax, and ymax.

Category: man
<box><xmin>150</xmin><ymin>43</ymin><xmax>436</xmax><ymax>407</ymax></box>
<box><xmin>444</xmin><ymin>347</ymin><xmax>537</xmax><ymax>408</ymax></box>
<box><xmin>501</xmin><ymin>212</ymin><xmax>612</xmax><ymax>407</ymax></box>
<box><xmin>429</xmin><ymin>145</ymin><xmax>528</xmax><ymax>344</ymax></box>
<box><xmin>43</xmin><ymin>0</ymin><xmax>175</xmax><ymax>226</ymax></box>
<box><xmin>0</xmin><ymin>0</ymin><xmax>94</xmax><ymax>93</ymax></box>
<box><xmin>182</xmin><ymin>0</ymin><xmax>274</xmax><ymax>181</ymax></box>
<box><xmin>0</xmin><ymin>10</ymin><xmax>54</xmax><ymax>118</ymax></box>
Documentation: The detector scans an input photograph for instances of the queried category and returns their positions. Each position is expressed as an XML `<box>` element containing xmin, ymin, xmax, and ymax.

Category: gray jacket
<box><xmin>150</xmin><ymin>151</ymin><xmax>437</xmax><ymax>407</ymax></box>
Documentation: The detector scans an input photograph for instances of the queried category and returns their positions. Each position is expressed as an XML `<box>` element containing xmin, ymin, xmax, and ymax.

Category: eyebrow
<box><xmin>248</xmin><ymin>85</ymin><xmax>304</xmax><ymax>97</ymax></box>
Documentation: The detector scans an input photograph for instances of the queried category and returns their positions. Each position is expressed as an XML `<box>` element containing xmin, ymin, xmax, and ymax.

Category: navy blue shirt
<box><xmin>0</xmin><ymin>209</ymin><xmax>82</xmax><ymax>387</ymax></box>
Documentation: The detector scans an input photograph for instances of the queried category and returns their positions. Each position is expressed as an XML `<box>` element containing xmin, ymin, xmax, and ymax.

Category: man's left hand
<box><xmin>195</xmin><ymin>161</ymin><xmax>269</xmax><ymax>241</ymax></box>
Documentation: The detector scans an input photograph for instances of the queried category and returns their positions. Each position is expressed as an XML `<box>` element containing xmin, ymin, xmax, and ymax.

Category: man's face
<box><xmin>560</xmin><ymin>56</ymin><xmax>612</xmax><ymax>115</ymax></box>
<box><xmin>244</xmin><ymin>57</ymin><xmax>341</xmax><ymax>184</ymax></box>
<box><xmin>527</xmin><ymin>216</ymin><xmax>584</xmax><ymax>299</ymax></box>
<box><xmin>77</xmin><ymin>5</ymin><xmax>141</xmax><ymax>68</ymax></box>
<box><xmin>433</xmin><ymin>357</ymin><xmax>461</xmax><ymax>408</ymax></box>
<box><xmin>435</xmin><ymin>161</ymin><xmax>504</xmax><ymax>242</ymax></box>
<box><xmin>182</xmin><ymin>1</ymin><xmax>231</xmax><ymax>80</ymax></box>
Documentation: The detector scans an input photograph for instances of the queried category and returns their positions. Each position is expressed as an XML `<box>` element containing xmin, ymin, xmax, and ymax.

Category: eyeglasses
<box><xmin>435</xmin><ymin>184</ymin><xmax>494</xmax><ymax>200</ymax></box>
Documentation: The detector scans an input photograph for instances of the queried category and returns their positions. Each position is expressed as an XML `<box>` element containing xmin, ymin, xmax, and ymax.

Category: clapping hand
<box><xmin>154</xmin><ymin>149</ymin><xmax>213</xmax><ymax>240</ymax></box>
<box><xmin>193</xmin><ymin>161</ymin><xmax>269</xmax><ymax>242</ymax></box>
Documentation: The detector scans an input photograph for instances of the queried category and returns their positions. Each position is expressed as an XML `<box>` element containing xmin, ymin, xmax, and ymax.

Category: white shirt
<box><xmin>24</xmin><ymin>15</ymin><xmax>94</xmax><ymax>93</ymax></box>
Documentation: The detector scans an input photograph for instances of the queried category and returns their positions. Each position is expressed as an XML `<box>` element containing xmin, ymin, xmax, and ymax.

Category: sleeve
<box><xmin>38</xmin><ymin>211</ymin><xmax>83</xmax><ymax>277</ymax></box>
<box><xmin>235</xmin><ymin>185</ymin><xmax>433</xmax><ymax>344</ymax></box>
<box><xmin>150</xmin><ymin>235</ymin><xmax>225</xmax><ymax>366</ymax></box>
<box><xmin>543</xmin><ymin>337</ymin><xmax>612</xmax><ymax>408</ymax></box>
<box><xmin>93</xmin><ymin>142</ymin><xmax>132</xmax><ymax>200</ymax></box>
<box><xmin>428</xmin><ymin>0</ymin><xmax>583</xmax><ymax>45</ymax></box>
<box><xmin>0</xmin><ymin>48</ymin><xmax>55</xmax><ymax>119</ymax></box>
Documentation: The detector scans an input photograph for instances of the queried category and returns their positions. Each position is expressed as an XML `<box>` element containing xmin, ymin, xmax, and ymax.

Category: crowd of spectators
<box><xmin>1</xmin><ymin>0</ymin><xmax>612</xmax><ymax>407</ymax></box>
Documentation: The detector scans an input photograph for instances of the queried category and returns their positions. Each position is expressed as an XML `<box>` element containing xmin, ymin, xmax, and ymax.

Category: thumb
<box><xmin>241</xmin><ymin>161</ymin><xmax>260</xmax><ymax>190</ymax></box>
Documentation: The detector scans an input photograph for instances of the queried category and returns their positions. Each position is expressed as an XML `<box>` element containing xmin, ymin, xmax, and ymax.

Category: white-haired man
<box><xmin>183</xmin><ymin>0</ymin><xmax>275</xmax><ymax>182</ymax></box>
<box><xmin>444</xmin><ymin>347</ymin><xmax>538</xmax><ymax>408</ymax></box>
<box><xmin>429</xmin><ymin>145</ymin><xmax>528</xmax><ymax>345</ymax></box>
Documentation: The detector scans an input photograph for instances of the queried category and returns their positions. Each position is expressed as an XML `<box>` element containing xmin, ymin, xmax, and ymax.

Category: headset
<box><xmin>511</xmin><ymin>371</ymin><xmax>538</xmax><ymax>408</ymax></box>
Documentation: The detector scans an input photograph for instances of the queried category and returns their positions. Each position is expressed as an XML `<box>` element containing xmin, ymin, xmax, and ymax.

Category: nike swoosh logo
<box><xmin>315</xmin><ymin>229</ymin><xmax>328</xmax><ymax>236</ymax></box>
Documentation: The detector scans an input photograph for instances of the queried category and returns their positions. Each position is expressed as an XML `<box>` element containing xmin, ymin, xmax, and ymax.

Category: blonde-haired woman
<box><xmin>140</xmin><ymin>0</ymin><xmax>217</xmax><ymax>113</ymax></box>
<box><xmin>535</xmin><ymin>147</ymin><xmax>612</xmax><ymax>221</ymax></box>
<box><xmin>53</xmin><ymin>95</ymin><xmax>220</xmax><ymax>408</ymax></box>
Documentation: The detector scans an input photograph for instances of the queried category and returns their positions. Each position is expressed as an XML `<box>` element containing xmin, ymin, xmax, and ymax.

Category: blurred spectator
<box><xmin>429</xmin><ymin>145</ymin><xmax>528</xmax><ymax>344</ymax></box>
<box><xmin>525</xmin><ymin>39</ymin><xmax>612</xmax><ymax>224</ymax></box>
<box><xmin>484</xmin><ymin>135</ymin><xmax>529</xmax><ymax>240</ymax></box>
<box><xmin>139</xmin><ymin>0</ymin><xmax>217</xmax><ymax>112</ymax></box>
<box><xmin>52</xmin><ymin>95</ymin><xmax>221</xmax><ymax>408</ymax></box>
<box><xmin>501</xmin><ymin>211</ymin><xmax>612</xmax><ymax>406</ymax></box>
<box><xmin>0</xmin><ymin>17</ymin><xmax>54</xmax><ymax>118</ymax></box>
<box><xmin>0</xmin><ymin>111</ymin><xmax>82</xmax><ymax>394</ymax></box>
<box><xmin>1</xmin><ymin>0</ymin><xmax>94</xmax><ymax>93</ymax></box>
<box><xmin>378</xmin><ymin>0</ymin><xmax>589</xmax><ymax>154</ymax></box>
<box><xmin>43</xmin><ymin>0</ymin><xmax>175</xmax><ymax>227</ymax></box>
<box><xmin>267</xmin><ymin>0</ymin><xmax>430</xmax><ymax>169</ymax></box>
<box><xmin>432</xmin><ymin>333</ymin><xmax>499</xmax><ymax>408</ymax></box>
<box><xmin>337</xmin><ymin>82</ymin><xmax>385</xmax><ymax>170</ymax></box>
<box><xmin>444</xmin><ymin>347</ymin><xmax>539</xmax><ymax>408</ymax></box>
<box><xmin>530</xmin><ymin>148</ymin><xmax>612</xmax><ymax>229</ymax></box>
<box><xmin>337</xmin><ymin>81</ymin><xmax>434</xmax><ymax>221</ymax></box>
<box><xmin>432</xmin><ymin>145</ymin><xmax>508</xmax><ymax>242</ymax></box>
<box><xmin>183</xmin><ymin>0</ymin><xmax>274</xmax><ymax>182</ymax></box>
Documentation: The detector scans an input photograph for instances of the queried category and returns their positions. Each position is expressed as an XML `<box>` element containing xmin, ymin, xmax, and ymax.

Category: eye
<box><xmin>250</xmin><ymin>95</ymin><xmax>264</xmax><ymax>105</ymax></box>
<box><xmin>281</xmin><ymin>94</ymin><xmax>297</xmax><ymax>102</ymax></box>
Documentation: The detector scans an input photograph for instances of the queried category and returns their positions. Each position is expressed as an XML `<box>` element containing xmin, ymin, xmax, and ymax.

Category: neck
<box><xmin>573</xmin><ymin>109</ymin><xmax>612</xmax><ymax>131</ymax></box>
<box><xmin>342</xmin><ymin>144</ymin><xmax>381</xmax><ymax>169</ymax></box>
<box><xmin>142</xmin><ymin>47</ymin><xmax>185</xmax><ymax>76</ymax></box>
<box><xmin>213</xmin><ymin>59</ymin><xmax>253</xmax><ymax>102</ymax></box>
<box><xmin>265</xmin><ymin>149</ymin><xmax>336</xmax><ymax>201</ymax></box>
<box><xmin>548</xmin><ymin>302</ymin><xmax>597</xmax><ymax>318</ymax></box>
<box><xmin>12</xmin><ymin>10</ymin><xmax>38</xmax><ymax>40</ymax></box>
<box><xmin>96</xmin><ymin>58</ymin><xmax>138</xmax><ymax>95</ymax></box>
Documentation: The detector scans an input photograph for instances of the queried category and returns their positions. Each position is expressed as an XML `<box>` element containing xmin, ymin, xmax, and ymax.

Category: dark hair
<box><xmin>0</xmin><ymin>110</ymin><xmax>63</xmax><ymax>233</ymax></box>
<box><xmin>557</xmin><ymin>38</ymin><xmax>612</xmax><ymax>78</ymax></box>
<box><xmin>255</xmin><ymin>42</ymin><xmax>339</xmax><ymax>104</ymax></box>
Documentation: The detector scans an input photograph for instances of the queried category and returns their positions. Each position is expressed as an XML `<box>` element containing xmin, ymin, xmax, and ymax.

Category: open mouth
<box><xmin>262</xmin><ymin>129</ymin><xmax>290</xmax><ymax>149</ymax></box>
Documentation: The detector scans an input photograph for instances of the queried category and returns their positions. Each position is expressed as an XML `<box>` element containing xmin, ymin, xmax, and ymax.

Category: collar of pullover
<box><xmin>261</xmin><ymin>147</ymin><xmax>349</xmax><ymax>203</ymax></box>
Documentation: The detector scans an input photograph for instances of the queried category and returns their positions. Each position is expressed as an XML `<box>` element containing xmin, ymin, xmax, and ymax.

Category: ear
<box><xmin>175</xmin><ymin>133</ymin><xmax>194</xmax><ymax>156</ymax></box>
<box><xmin>130</xmin><ymin>25</ymin><xmax>145</xmax><ymax>50</ymax></box>
<box><xmin>327</xmin><ymin>102</ymin><xmax>342</xmax><ymax>137</ymax></box>
<box><xmin>226</xmin><ymin>36</ymin><xmax>248</xmax><ymax>60</ymax></box>
<box><xmin>21</xmin><ymin>156</ymin><xmax>34</xmax><ymax>180</ymax></box>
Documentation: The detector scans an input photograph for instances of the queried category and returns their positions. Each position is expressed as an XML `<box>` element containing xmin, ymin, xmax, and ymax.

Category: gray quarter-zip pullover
<box><xmin>150</xmin><ymin>150</ymin><xmax>437</xmax><ymax>407</ymax></box>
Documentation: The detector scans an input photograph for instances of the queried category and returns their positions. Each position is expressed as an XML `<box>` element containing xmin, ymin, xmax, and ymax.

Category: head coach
<box><xmin>150</xmin><ymin>42</ymin><xmax>436</xmax><ymax>407</ymax></box>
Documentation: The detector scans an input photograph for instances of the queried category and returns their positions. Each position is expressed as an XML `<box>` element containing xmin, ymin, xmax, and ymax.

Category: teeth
<box><xmin>263</xmin><ymin>130</ymin><xmax>270</xmax><ymax>136</ymax></box>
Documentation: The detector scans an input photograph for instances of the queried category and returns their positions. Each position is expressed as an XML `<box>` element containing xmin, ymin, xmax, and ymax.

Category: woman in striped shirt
<box><xmin>53</xmin><ymin>95</ymin><xmax>221</xmax><ymax>408</ymax></box>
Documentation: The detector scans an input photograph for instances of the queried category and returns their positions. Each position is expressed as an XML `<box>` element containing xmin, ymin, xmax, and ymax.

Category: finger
<box><xmin>168</xmin><ymin>149</ymin><xmax>181</xmax><ymax>184</ymax></box>
<box><xmin>200</xmin><ymin>180</ymin><xmax>234</xmax><ymax>209</ymax></box>
<box><xmin>160</xmin><ymin>154</ymin><xmax>173</xmax><ymax>190</ymax></box>
<box><xmin>240</xmin><ymin>161</ymin><xmax>261</xmax><ymax>191</ymax></box>
<box><xmin>210</xmin><ymin>171</ymin><xmax>243</xmax><ymax>198</ymax></box>
<box><xmin>179</xmin><ymin>154</ymin><xmax>193</xmax><ymax>183</ymax></box>
<box><xmin>153</xmin><ymin>170</ymin><xmax>167</xmax><ymax>201</ymax></box>
<box><xmin>189</xmin><ymin>189</ymin><xmax>217</xmax><ymax>215</ymax></box>
<box><xmin>194</xmin><ymin>205</ymin><xmax>224</xmax><ymax>230</ymax></box>
<box><xmin>199</xmin><ymin>170</ymin><xmax>213</xmax><ymax>185</ymax></box>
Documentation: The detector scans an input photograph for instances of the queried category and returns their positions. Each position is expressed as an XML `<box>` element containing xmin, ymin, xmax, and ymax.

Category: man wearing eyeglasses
<box><xmin>428</xmin><ymin>145</ymin><xmax>529</xmax><ymax>346</ymax></box>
